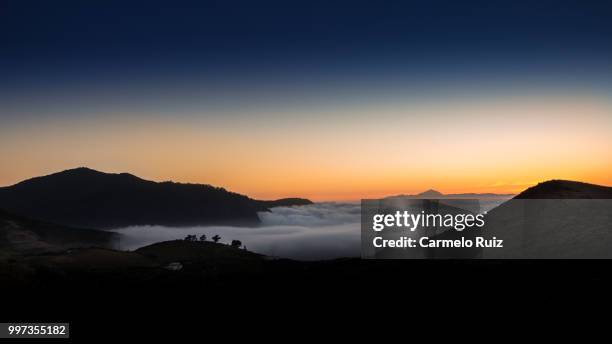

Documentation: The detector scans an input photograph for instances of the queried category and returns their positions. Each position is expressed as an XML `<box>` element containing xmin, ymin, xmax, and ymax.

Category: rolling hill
<box><xmin>482</xmin><ymin>180</ymin><xmax>612</xmax><ymax>258</ymax></box>
<box><xmin>0</xmin><ymin>168</ymin><xmax>311</xmax><ymax>230</ymax></box>
<box><xmin>514</xmin><ymin>180</ymin><xmax>612</xmax><ymax>199</ymax></box>
<box><xmin>0</xmin><ymin>208</ymin><xmax>117</xmax><ymax>254</ymax></box>
<box><xmin>135</xmin><ymin>240</ymin><xmax>264</xmax><ymax>264</ymax></box>
<box><xmin>258</xmin><ymin>198</ymin><xmax>313</xmax><ymax>208</ymax></box>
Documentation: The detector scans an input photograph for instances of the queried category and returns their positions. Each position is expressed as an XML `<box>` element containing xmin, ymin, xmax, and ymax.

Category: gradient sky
<box><xmin>1</xmin><ymin>0</ymin><xmax>611</xmax><ymax>200</ymax></box>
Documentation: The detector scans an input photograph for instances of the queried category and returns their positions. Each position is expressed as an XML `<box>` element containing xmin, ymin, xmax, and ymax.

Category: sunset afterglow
<box><xmin>2</xmin><ymin>93</ymin><xmax>610</xmax><ymax>200</ymax></box>
<box><xmin>2</xmin><ymin>1</ymin><xmax>611</xmax><ymax>201</ymax></box>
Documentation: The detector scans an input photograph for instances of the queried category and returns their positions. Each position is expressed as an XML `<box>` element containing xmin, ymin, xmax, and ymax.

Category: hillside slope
<box><xmin>258</xmin><ymin>198</ymin><xmax>313</xmax><ymax>208</ymax></box>
<box><xmin>0</xmin><ymin>208</ymin><xmax>117</xmax><ymax>254</ymax></box>
<box><xmin>515</xmin><ymin>180</ymin><xmax>612</xmax><ymax>199</ymax></box>
<box><xmin>0</xmin><ymin>168</ymin><xmax>266</xmax><ymax>229</ymax></box>
<box><xmin>483</xmin><ymin>180</ymin><xmax>612</xmax><ymax>258</ymax></box>
<box><xmin>136</xmin><ymin>240</ymin><xmax>264</xmax><ymax>264</ymax></box>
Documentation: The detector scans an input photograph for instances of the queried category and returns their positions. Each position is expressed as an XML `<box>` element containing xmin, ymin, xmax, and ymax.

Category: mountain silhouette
<box><xmin>483</xmin><ymin>179</ymin><xmax>612</xmax><ymax>258</ymax></box>
<box><xmin>258</xmin><ymin>198</ymin><xmax>313</xmax><ymax>208</ymax></box>
<box><xmin>386</xmin><ymin>190</ymin><xmax>513</xmax><ymax>199</ymax></box>
<box><xmin>514</xmin><ymin>180</ymin><xmax>612</xmax><ymax>199</ymax></box>
<box><xmin>376</xmin><ymin>179</ymin><xmax>612</xmax><ymax>259</ymax></box>
<box><xmin>417</xmin><ymin>189</ymin><xmax>444</xmax><ymax>197</ymax></box>
<box><xmin>0</xmin><ymin>167</ymin><xmax>309</xmax><ymax>229</ymax></box>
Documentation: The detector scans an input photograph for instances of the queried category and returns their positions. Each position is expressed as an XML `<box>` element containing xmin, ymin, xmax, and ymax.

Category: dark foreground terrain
<box><xmin>2</xmin><ymin>179</ymin><xmax>611</xmax><ymax>339</ymax></box>
<box><xmin>0</xmin><ymin>208</ymin><xmax>117</xmax><ymax>254</ymax></box>
<box><xmin>2</xmin><ymin>239</ymin><xmax>611</xmax><ymax>340</ymax></box>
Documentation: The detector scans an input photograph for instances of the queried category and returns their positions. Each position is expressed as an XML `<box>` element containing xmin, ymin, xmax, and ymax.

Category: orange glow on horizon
<box><xmin>1</xmin><ymin>94</ymin><xmax>610</xmax><ymax>201</ymax></box>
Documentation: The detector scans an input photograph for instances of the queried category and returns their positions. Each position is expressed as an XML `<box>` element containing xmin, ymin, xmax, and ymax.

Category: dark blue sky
<box><xmin>3</xmin><ymin>0</ymin><xmax>612</xmax><ymax>75</ymax></box>
<box><xmin>1</xmin><ymin>0</ymin><xmax>612</xmax><ymax>120</ymax></box>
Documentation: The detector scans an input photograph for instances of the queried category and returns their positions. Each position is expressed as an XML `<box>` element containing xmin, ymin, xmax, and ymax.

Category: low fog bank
<box><xmin>112</xmin><ymin>203</ymin><xmax>361</xmax><ymax>260</ymax></box>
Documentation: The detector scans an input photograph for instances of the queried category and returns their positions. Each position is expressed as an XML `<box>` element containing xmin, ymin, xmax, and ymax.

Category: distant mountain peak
<box><xmin>71</xmin><ymin>166</ymin><xmax>98</xmax><ymax>172</ymax></box>
<box><xmin>385</xmin><ymin>189</ymin><xmax>514</xmax><ymax>200</ymax></box>
<box><xmin>417</xmin><ymin>189</ymin><xmax>444</xmax><ymax>197</ymax></box>
<box><xmin>8</xmin><ymin>167</ymin><xmax>146</xmax><ymax>189</ymax></box>
<box><xmin>58</xmin><ymin>167</ymin><xmax>135</xmax><ymax>178</ymax></box>
<box><xmin>57</xmin><ymin>166</ymin><xmax>104</xmax><ymax>175</ymax></box>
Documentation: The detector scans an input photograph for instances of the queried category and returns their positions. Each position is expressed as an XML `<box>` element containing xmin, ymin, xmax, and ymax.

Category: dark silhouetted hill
<box><xmin>0</xmin><ymin>208</ymin><xmax>117</xmax><ymax>254</ymax></box>
<box><xmin>514</xmin><ymin>180</ymin><xmax>612</xmax><ymax>199</ymax></box>
<box><xmin>0</xmin><ymin>168</ymin><xmax>267</xmax><ymax>229</ymax></box>
<box><xmin>2</xmin><ymin>240</ymin><xmax>267</xmax><ymax>284</ymax></box>
<box><xmin>136</xmin><ymin>240</ymin><xmax>264</xmax><ymax>264</ymax></box>
<box><xmin>258</xmin><ymin>198</ymin><xmax>313</xmax><ymax>208</ymax></box>
<box><xmin>483</xmin><ymin>180</ymin><xmax>612</xmax><ymax>258</ymax></box>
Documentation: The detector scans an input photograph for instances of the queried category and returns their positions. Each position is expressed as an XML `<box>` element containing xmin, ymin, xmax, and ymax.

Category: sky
<box><xmin>1</xmin><ymin>0</ymin><xmax>611</xmax><ymax>200</ymax></box>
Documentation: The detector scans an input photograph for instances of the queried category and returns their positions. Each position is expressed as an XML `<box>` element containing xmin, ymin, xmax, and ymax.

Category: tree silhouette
<box><xmin>199</xmin><ymin>234</ymin><xmax>207</xmax><ymax>242</ymax></box>
<box><xmin>184</xmin><ymin>234</ymin><xmax>197</xmax><ymax>241</ymax></box>
<box><xmin>230</xmin><ymin>240</ymin><xmax>242</xmax><ymax>248</ymax></box>
<box><xmin>212</xmin><ymin>234</ymin><xmax>221</xmax><ymax>243</ymax></box>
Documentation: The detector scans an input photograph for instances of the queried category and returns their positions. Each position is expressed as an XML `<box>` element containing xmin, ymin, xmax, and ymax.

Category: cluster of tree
<box><xmin>184</xmin><ymin>234</ymin><xmax>243</xmax><ymax>249</ymax></box>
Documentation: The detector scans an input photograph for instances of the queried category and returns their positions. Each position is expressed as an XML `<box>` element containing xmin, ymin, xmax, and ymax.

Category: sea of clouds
<box><xmin>112</xmin><ymin>202</ymin><xmax>361</xmax><ymax>260</ymax></box>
